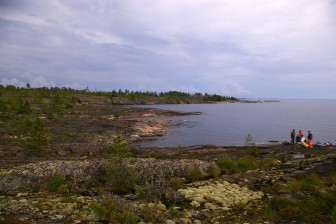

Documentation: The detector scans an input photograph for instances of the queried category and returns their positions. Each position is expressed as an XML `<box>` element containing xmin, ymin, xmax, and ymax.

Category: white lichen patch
<box><xmin>178</xmin><ymin>181</ymin><xmax>263</xmax><ymax>211</ymax></box>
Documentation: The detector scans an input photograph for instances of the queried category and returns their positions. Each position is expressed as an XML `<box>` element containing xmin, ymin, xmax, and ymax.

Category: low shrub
<box><xmin>90</xmin><ymin>195</ymin><xmax>139</xmax><ymax>224</ymax></box>
<box><xmin>263</xmin><ymin>196</ymin><xmax>299</xmax><ymax>220</ymax></box>
<box><xmin>45</xmin><ymin>175</ymin><xmax>66</xmax><ymax>193</ymax></box>
<box><xmin>297</xmin><ymin>173</ymin><xmax>324</xmax><ymax>191</ymax></box>
<box><xmin>99</xmin><ymin>159</ymin><xmax>139</xmax><ymax>194</ymax></box>
<box><xmin>0</xmin><ymin>216</ymin><xmax>31</xmax><ymax>224</ymax></box>
<box><xmin>263</xmin><ymin>191</ymin><xmax>336</xmax><ymax>223</ymax></box>
<box><xmin>170</xmin><ymin>177</ymin><xmax>186</xmax><ymax>189</ymax></box>
<box><xmin>237</xmin><ymin>157</ymin><xmax>256</xmax><ymax>171</ymax></box>
<box><xmin>16</xmin><ymin>97</ymin><xmax>31</xmax><ymax>114</ymax></box>
<box><xmin>137</xmin><ymin>203</ymin><xmax>166</xmax><ymax>223</ymax></box>
<box><xmin>101</xmin><ymin>136</ymin><xmax>134</xmax><ymax>158</ymax></box>
<box><xmin>216</xmin><ymin>157</ymin><xmax>238</xmax><ymax>174</ymax></box>
<box><xmin>189</xmin><ymin>168</ymin><xmax>203</xmax><ymax>182</ymax></box>
<box><xmin>207</xmin><ymin>164</ymin><xmax>221</xmax><ymax>178</ymax></box>
<box><xmin>248</xmin><ymin>146</ymin><xmax>260</xmax><ymax>157</ymax></box>
<box><xmin>136</xmin><ymin>178</ymin><xmax>169</xmax><ymax>202</ymax></box>
<box><xmin>260</xmin><ymin>157</ymin><xmax>279</xmax><ymax>170</ymax></box>
<box><xmin>217</xmin><ymin>157</ymin><xmax>256</xmax><ymax>174</ymax></box>
<box><xmin>177</xmin><ymin>145</ymin><xmax>183</xmax><ymax>157</ymax></box>
<box><xmin>26</xmin><ymin>118</ymin><xmax>49</xmax><ymax>150</ymax></box>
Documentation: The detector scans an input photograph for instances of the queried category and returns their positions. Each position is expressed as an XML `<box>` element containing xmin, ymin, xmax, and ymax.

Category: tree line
<box><xmin>0</xmin><ymin>84</ymin><xmax>239</xmax><ymax>109</ymax></box>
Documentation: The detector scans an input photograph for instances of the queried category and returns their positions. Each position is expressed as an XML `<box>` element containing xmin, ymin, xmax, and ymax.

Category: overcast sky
<box><xmin>1</xmin><ymin>0</ymin><xmax>336</xmax><ymax>99</ymax></box>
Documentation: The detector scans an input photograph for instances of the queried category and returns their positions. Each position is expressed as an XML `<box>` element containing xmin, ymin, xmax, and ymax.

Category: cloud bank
<box><xmin>1</xmin><ymin>0</ymin><xmax>335</xmax><ymax>98</ymax></box>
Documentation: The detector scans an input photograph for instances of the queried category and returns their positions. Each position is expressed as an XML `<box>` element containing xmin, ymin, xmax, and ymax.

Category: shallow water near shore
<box><xmin>139</xmin><ymin>100</ymin><xmax>336</xmax><ymax>147</ymax></box>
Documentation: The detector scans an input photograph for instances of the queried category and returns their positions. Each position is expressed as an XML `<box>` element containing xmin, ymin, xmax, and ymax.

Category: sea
<box><xmin>139</xmin><ymin>100</ymin><xmax>336</xmax><ymax>147</ymax></box>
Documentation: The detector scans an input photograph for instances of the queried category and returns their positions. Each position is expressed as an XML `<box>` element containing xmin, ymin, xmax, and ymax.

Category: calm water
<box><xmin>140</xmin><ymin>100</ymin><xmax>336</xmax><ymax>147</ymax></box>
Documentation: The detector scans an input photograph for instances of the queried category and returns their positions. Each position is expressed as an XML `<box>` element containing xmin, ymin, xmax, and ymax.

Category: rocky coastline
<box><xmin>1</xmin><ymin>94</ymin><xmax>335</xmax><ymax>224</ymax></box>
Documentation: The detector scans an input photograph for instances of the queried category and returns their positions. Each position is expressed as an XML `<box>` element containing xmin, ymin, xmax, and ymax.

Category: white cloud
<box><xmin>1</xmin><ymin>74</ymin><xmax>85</xmax><ymax>90</ymax></box>
<box><xmin>64</xmin><ymin>82</ymin><xmax>84</xmax><ymax>90</ymax></box>
<box><xmin>72</xmin><ymin>28</ymin><xmax>123</xmax><ymax>45</ymax></box>
<box><xmin>0</xmin><ymin>10</ymin><xmax>49</xmax><ymax>27</ymax></box>
<box><xmin>1</xmin><ymin>78</ymin><xmax>26</xmax><ymax>87</ymax></box>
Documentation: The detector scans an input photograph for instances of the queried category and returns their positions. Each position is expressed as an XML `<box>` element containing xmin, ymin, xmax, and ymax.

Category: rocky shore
<box><xmin>1</xmin><ymin>141</ymin><xmax>336</xmax><ymax>223</ymax></box>
<box><xmin>1</xmin><ymin>94</ymin><xmax>336</xmax><ymax>223</ymax></box>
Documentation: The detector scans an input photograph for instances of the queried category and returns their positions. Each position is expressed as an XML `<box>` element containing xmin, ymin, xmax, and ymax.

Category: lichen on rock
<box><xmin>178</xmin><ymin>180</ymin><xmax>264</xmax><ymax>211</ymax></box>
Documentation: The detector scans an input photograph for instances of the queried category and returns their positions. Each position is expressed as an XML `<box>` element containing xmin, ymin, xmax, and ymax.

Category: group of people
<box><xmin>291</xmin><ymin>129</ymin><xmax>313</xmax><ymax>147</ymax></box>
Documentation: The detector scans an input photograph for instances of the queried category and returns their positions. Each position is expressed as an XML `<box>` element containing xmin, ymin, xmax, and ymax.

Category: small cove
<box><xmin>139</xmin><ymin>100</ymin><xmax>336</xmax><ymax>147</ymax></box>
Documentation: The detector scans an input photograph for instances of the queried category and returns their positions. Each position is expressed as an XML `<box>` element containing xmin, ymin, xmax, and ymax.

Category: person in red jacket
<box><xmin>298</xmin><ymin>130</ymin><xmax>303</xmax><ymax>138</ymax></box>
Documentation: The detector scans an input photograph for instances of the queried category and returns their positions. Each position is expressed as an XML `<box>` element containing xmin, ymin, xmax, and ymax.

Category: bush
<box><xmin>260</xmin><ymin>158</ymin><xmax>279</xmax><ymax>170</ymax></box>
<box><xmin>263</xmin><ymin>191</ymin><xmax>336</xmax><ymax>223</ymax></box>
<box><xmin>136</xmin><ymin>178</ymin><xmax>169</xmax><ymax>202</ymax></box>
<box><xmin>46</xmin><ymin>175</ymin><xmax>66</xmax><ymax>193</ymax></box>
<box><xmin>297</xmin><ymin>173</ymin><xmax>324</xmax><ymax>191</ymax></box>
<box><xmin>90</xmin><ymin>195</ymin><xmax>139</xmax><ymax>224</ymax></box>
<box><xmin>177</xmin><ymin>145</ymin><xmax>183</xmax><ymax>157</ymax></box>
<box><xmin>170</xmin><ymin>177</ymin><xmax>185</xmax><ymax>189</ymax></box>
<box><xmin>102</xmin><ymin>136</ymin><xmax>134</xmax><ymax>158</ymax></box>
<box><xmin>263</xmin><ymin>196</ymin><xmax>299</xmax><ymax>221</ymax></box>
<box><xmin>248</xmin><ymin>146</ymin><xmax>260</xmax><ymax>157</ymax></box>
<box><xmin>99</xmin><ymin>159</ymin><xmax>139</xmax><ymax>194</ymax></box>
<box><xmin>137</xmin><ymin>203</ymin><xmax>166</xmax><ymax>223</ymax></box>
<box><xmin>208</xmin><ymin>164</ymin><xmax>221</xmax><ymax>178</ymax></box>
<box><xmin>26</xmin><ymin>119</ymin><xmax>49</xmax><ymax>149</ymax></box>
<box><xmin>16</xmin><ymin>97</ymin><xmax>31</xmax><ymax>114</ymax></box>
<box><xmin>216</xmin><ymin>157</ymin><xmax>238</xmax><ymax>174</ymax></box>
<box><xmin>189</xmin><ymin>168</ymin><xmax>203</xmax><ymax>182</ymax></box>
<box><xmin>237</xmin><ymin>157</ymin><xmax>256</xmax><ymax>171</ymax></box>
<box><xmin>216</xmin><ymin>157</ymin><xmax>256</xmax><ymax>174</ymax></box>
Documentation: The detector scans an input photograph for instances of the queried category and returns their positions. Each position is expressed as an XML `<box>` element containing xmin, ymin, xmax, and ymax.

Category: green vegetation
<box><xmin>0</xmin><ymin>85</ymin><xmax>239</xmax><ymax>107</ymax></box>
<box><xmin>90</xmin><ymin>195</ymin><xmax>139</xmax><ymax>224</ymax></box>
<box><xmin>260</xmin><ymin>157</ymin><xmax>279</xmax><ymax>170</ymax></box>
<box><xmin>263</xmin><ymin>191</ymin><xmax>336</xmax><ymax>223</ymax></box>
<box><xmin>45</xmin><ymin>175</ymin><xmax>66</xmax><ymax>193</ymax></box>
<box><xmin>0</xmin><ymin>216</ymin><xmax>32</xmax><ymax>224</ymax></box>
<box><xmin>25</xmin><ymin>118</ymin><xmax>49</xmax><ymax>150</ymax></box>
<box><xmin>0</xmin><ymin>84</ymin><xmax>239</xmax><ymax>157</ymax></box>
<box><xmin>169</xmin><ymin>177</ymin><xmax>186</xmax><ymax>189</ymax></box>
<box><xmin>101</xmin><ymin>136</ymin><xmax>134</xmax><ymax>158</ymax></box>
<box><xmin>216</xmin><ymin>157</ymin><xmax>238</xmax><ymax>174</ymax></box>
<box><xmin>261</xmin><ymin>172</ymin><xmax>336</xmax><ymax>223</ymax></box>
<box><xmin>216</xmin><ymin>156</ymin><xmax>256</xmax><ymax>174</ymax></box>
<box><xmin>90</xmin><ymin>194</ymin><xmax>186</xmax><ymax>224</ymax></box>
<box><xmin>207</xmin><ymin>164</ymin><xmax>221</xmax><ymax>178</ymax></box>
<box><xmin>189</xmin><ymin>168</ymin><xmax>204</xmax><ymax>182</ymax></box>
<box><xmin>98</xmin><ymin>159</ymin><xmax>139</xmax><ymax>194</ymax></box>
<box><xmin>297</xmin><ymin>173</ymin><xmax>324</xmax><ymax>191</ymax></box>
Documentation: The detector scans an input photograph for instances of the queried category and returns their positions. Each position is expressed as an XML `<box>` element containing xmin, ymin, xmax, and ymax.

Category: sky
<box><xmin>0</xmin><ymin>0</ymin><xmax>336</xmax><ymax>99</ymax></box>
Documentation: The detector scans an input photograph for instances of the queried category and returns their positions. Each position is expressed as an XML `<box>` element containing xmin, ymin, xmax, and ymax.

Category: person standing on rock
<box><xmin>291</xmin><ymin>129</ymin><xmax>295</xmax><ymax>144</ymax></box>
<box><xmin>298</xmin><ymin>130</ymin><xmax>303</xmax><ymax>138</ymax></box>
<box><xmin>307</xmin><ymin>130</ymin><xmax>313</xmax><ymax>147</ymax></box>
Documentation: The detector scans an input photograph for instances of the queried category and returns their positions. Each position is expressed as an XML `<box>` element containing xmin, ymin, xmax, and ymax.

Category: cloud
<box><xmin>72</xmin><ymin>28</ymin><xmax>123</xmax><ymax>45</ymax></box>
<box><xmin>1</xmin><ymin>78</ymin><xmax>26</xmax><ymax>87</ymax></box>
<box><xmin>1</xmin><ymin>73</ymin><xmax>85</xmax><ymax>90</ymax></box>
<box><xmin>0</xmin><ymin>0</ymin><xmax>336</xmax><ymax>99</ymax></box>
